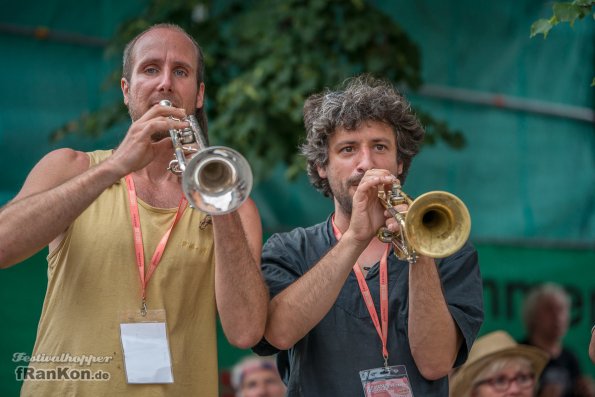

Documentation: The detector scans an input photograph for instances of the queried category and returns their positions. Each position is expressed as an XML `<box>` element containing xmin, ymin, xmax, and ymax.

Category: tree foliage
<box><xmin>53</xmin><ymin>0</ymin><xmax>465</xmax><ymax>180</ymax></box>
<box><xmin>530</xmin><ymin>0</ymin><xmax>595</xmax><ymax>86</ymax></box>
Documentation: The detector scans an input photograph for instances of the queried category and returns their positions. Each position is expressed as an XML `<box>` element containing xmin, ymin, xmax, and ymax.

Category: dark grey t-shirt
<box><xmin>254</xmin><ymin>215</ymin><xmax>483</xmax><ymax>397</ymax></box>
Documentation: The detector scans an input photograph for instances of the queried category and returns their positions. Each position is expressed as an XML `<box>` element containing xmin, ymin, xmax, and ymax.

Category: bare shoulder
<box><xmin>13</xmin><ymin>148</ymin><xmax>90</xmax><ymax>201</ymax></box>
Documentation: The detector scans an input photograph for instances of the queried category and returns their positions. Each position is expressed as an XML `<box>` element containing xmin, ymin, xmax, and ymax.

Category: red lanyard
<box><xmin>331</xmin><ymin>216</ymin><xmax>391</xmax><ymax>367</ymax></box>
<box><xmin>125</xmin><ymin>175</ymin><xmax>187</xmax><ymax>314</ymax></box>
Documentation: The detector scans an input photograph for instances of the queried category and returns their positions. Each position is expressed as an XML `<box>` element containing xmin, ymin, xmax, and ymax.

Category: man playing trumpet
<box><xmin>0</xmin><ymin>24</ymin><xmax>267</xmax><ymax>396</ymax></box>
<box><xmin>253</xmin><ymin>75</ymin><xmax>483</xmax><ymax>396</ymax></box>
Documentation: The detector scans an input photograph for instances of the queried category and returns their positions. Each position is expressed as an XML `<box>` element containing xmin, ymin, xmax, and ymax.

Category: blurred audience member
<box><xmin>589</xmin><ymin>325</ymin><xmax>595</xmax><ymax>365</ymax></box>
<box><xmin>522</xmin><ymin>283</ymin><xmax>595</xmax><ymax>397</ymax></box>
<box><xmin>450</xmin><ymin>330</ymin><xmax>548</xmax><ymax>397</ymax></box>
<box><xmin>231</xmin><ymin>355</ymin><xmax>286</xmax><ymax>397</ymax></box>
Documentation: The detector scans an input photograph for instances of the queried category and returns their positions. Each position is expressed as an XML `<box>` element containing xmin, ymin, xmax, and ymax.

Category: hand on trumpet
<box><xmin>347</xmin><ymin>168</ymin><xmax>399</xmax><ymax>245</ymax></box>
<box><xmin>107</xmin><ymin>103</ymin><xmax>189</xmax><ymax>176</ymax></box>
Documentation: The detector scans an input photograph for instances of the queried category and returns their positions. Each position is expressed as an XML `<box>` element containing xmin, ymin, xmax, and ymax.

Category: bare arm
<box><xmin>0</xmin><ymin>149</ymin><xmax>122</xmax><ymax>268</ymax></box>
<box><xmin>590</xmin><ymin>327</ymin><xmax>595</xmax><ymax>364</ymax></box>
<box><xmin>213</xmin><ymin>198</ymin><xmax>269</xmax><ymax>349</ymax></box>
<box><xmin>408</xmin><ymin>255</ymin><xmax>462</xmax><ymax>380</ymax></box>
<box><xmin>264</xmin><ymin>231</ymin><xmax>367</xmax><ymax>350</ymax></box>
<box><xmin>0</xmin><ymin>105</ymin><xmax>191</xmax><ymax>269</ymax></box>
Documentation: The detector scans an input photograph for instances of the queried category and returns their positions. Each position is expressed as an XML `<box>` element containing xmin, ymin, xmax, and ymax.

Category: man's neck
<box><xmin>134</xmin><ymin>139</ymin><xmax>178</xmax><ymax>183</ymax></box>
<box><xmin>130</xmin><ymin>139</ymin><xmax>185</xmax><ymax>208</ymax></box>
<box><xmin>332</xmin><ymin>206</ymin><xmax>351</xmax><ymax>236</ymax></box>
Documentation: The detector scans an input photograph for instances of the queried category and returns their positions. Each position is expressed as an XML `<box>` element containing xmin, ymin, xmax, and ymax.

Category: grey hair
<box><xmin>121</xmin><ymin>23</ymin><xmax>208</xmax><ymax>134</ymax></box>
<box><xmin>300</xmin><ymin>75</ymin><xmax>425</xmax><ymax>197</ymax></box>
<box><xmin>522</xmin><ymin>283</ymin><xmax>570</xmax><ymax>335</ymax></box>
<box><xmin>468</xmin><ymin>357</ymin><xmax>534</xmax><ymax>397</ymax></box>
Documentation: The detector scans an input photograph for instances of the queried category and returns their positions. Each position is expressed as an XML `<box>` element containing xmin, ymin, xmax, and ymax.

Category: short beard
<box><xmin>331</xmin><ymin>174</ymin><xmax>363</xmax><ymax>215</ymax></box>
<box><xmin>335</xmin><ymin>194</ymin><xmax>353</xmax><ymax>215</ymax></box>
<box><xmin>126</xmin><ymin>101</ymin><xmax>143</xmax><ymax>122</ymax></box>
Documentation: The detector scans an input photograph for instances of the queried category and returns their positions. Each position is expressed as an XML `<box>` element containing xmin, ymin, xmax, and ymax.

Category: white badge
<box><xmin>360</xmin><ymin>365</ymin><xmax>414</xmax><ymax>397</ymax></box>
<box><xmin>119</xmin><ymin>309</ymin><xmax>174</xmax><ymax>384</ymax></box>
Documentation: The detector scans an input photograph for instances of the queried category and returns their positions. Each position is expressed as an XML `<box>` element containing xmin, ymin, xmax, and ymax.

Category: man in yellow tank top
<box><xmin>0</xmin><ymin>23</ymin><xmax>268</xmax><ymax>396</ymax></box>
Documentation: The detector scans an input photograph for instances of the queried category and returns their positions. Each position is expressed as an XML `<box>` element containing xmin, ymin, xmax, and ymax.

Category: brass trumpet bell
<box><xmin>404</xmin><ymin>191</ymin><xmax>470</xmax><ymax>258</ymax></box>
<box><xmin>378</xmin><ymin>185</ymin><xmax>471</xmax><ymax>262</ymax></box>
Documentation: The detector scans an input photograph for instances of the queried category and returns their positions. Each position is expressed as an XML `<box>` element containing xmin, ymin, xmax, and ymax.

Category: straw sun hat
<box><xmin>450</xmin><ymin>331</ymin><xmax>549</xmax><ymax>397</ymax></box>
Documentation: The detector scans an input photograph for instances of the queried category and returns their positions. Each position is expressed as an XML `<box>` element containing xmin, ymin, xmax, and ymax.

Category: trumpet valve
<box><xmin>167</xmin><ymin>159</ymin><xmax>183</xmax><ymax>175</ymax></box>
<box><xmin>182</xmin><ymin>146</ymin><xmax>198</xmax><ymax>155</ymax></box>
<box><xmin>377</xmin><ymin>227</ymin><xmax>394</xmax><ymax>243</ymax></box>
<box><xmin>179</xmin><ymin>129</ymin><xmax>196</xmax><ymax>144</ymax></box>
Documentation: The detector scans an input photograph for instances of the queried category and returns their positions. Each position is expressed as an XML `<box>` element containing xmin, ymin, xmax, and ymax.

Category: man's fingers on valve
<box><xmin>384</xmin><ymin>217</ymin><xmax>401</xmax><ymax>233</ymax></box>
<box><xmin>384</xmin><ymin>204</ymin><xmax>408</xmax><ymax>232</ymax></box>
<box><xmin>147</xmin><ymin>117</ymin><xmax>189</xmax><ymax>142</ymax></box>
<box><xmin>141</xmin><ymin>102</ymin><xmax>187</xmax><ymax>123</ymax></box>
<box><xmin>360</xmin><ymin>173</ymin><xmax>395</xmax><ymax>190</ymax></box>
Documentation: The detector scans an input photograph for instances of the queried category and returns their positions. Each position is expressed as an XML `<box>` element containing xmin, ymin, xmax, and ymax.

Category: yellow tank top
<box><xmin>21</xmin><ymin>150</ymin><xmax>218</xmax><ymax>397</ymax></box>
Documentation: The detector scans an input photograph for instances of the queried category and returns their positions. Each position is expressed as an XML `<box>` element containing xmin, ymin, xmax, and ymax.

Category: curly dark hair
<box><xmin>300</xmin><ymin>75</ymin><xmax>425</xmax><ymax>197</ymax></box>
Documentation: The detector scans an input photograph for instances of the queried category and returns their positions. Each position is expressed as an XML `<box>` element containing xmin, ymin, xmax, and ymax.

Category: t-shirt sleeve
<box><xmin>438</xmin><ymin>242</ymin><xmax>484</xmax><ymax>367</ymax></box>
<box><xmin>260</xmin><ymin>232</ymin><xmax>306</xmax><ymax>298</ymax></box>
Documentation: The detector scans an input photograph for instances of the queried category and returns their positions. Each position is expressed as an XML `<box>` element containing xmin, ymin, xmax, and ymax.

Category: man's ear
<box><xmin>397</xmin><ymin>160</ymin><xmax>403</xmax><ymax>178</ymax></box>
<box><xmin>121</xmin><ymin>78</ymin><xmax>130</xmax><ymax>106</ymax></box>
<box><xmin>317</xmin><ymin>164</ymin><xmax>327</xmax><ymax>179</ymax></box>
<box><xmin>196</xmin><ymin>82</ymin><xmax>205</xmax><ymax>109</ymax></box>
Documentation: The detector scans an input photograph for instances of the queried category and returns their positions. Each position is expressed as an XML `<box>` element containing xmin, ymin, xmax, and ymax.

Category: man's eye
<box><xmin>341</xmin><ymin>147</ymin><xmax>353</xmax><ymax>153</ymax></box>
<box><xmin>145</xmin><ymin>67</ymin><xmax>158</xmax><ymax>74</ymax></box>
<box><xmin>375</xmin><ymin>144</ymin><xmax>386</xmax><ymax>151</ymax></box>
<box><xmin>174</xmin><ymin>69</ymin><xmax>188</xmax><ymax>77</ymax></box>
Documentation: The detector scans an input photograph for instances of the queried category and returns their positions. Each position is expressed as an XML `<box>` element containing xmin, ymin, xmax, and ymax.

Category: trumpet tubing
<box><xmin>160</xmin><ymin>100</ymin><xmax>253</xmax><ymax>214</ymax></box>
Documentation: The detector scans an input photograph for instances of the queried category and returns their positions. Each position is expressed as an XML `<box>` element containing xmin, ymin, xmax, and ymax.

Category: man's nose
<box><xmin>355</xmin><ymin>148</ymin><xmax>374</xmax><ymax>173</ymax></box>
<box><xmin>157</xmin><ymin>71</ymin><xmax>173</xmax><ymax>92</ymax></box>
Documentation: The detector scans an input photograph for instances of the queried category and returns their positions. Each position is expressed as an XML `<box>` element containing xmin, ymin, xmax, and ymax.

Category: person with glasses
<box><xmin>450</xmin><ymin>331</ymin><xmax>548</xmax><ymax>397</ymax></box>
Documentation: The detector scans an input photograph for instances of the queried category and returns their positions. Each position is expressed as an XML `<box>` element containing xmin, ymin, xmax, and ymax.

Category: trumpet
<box><xmin>377</xmin><ymin>183</ymin><xmax>471</xmax><ymax>263</ymax></box>
<box><xmin>161</xmin><ymin>100</ymin><xmax>252</xmax><ymax>214</ymax></box>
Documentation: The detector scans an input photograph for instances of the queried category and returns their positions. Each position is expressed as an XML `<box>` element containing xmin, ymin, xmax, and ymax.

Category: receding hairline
<box><xmin>132</xmin><ymin>27</ymin><xmax>199</xmax><ymax>61</ymax></box>
<box><xmin>123</xmin><ymin>24</ymin><xmax>203</xmax><ymax>82</ymax></box>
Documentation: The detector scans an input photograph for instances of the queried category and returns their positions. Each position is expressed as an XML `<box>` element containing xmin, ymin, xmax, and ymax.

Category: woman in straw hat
<box><xmin>450</xmin><ymin>331</ymin><xmax>548</xmax><ymax>397</ymax></box>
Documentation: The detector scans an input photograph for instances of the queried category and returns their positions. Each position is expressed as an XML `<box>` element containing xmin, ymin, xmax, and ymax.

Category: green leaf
<box><xmin>530</xmin><ymin>18</ymin><xmax>554</xmax><ymax>38</ymax></box>
<box><xmin>553</xmin><ymin>3</ymin><xmax>583</xmax><ymax>25</ymax></box>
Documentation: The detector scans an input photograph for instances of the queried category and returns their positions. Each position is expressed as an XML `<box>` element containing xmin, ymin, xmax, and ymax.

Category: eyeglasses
<box><xmin>474</xmin><ymin>372</ymin><xmax>535</xmax><ymax>392</ymax></box>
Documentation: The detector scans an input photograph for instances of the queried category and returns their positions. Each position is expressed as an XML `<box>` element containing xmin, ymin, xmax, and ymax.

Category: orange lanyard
<box><xmin>125</xmin><ymin>175</ymin><xmax>187</xmax><ymax>314</ymax></box>
<box><xmin>331</xmin><ymin>216</ymin><xmax>391</xmax><ymax>367</ymax></box>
